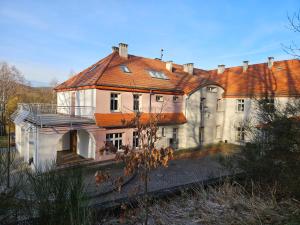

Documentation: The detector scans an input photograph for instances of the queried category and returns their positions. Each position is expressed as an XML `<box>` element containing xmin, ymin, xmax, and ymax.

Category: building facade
<box><xmin>13</xmin><ymin>43</ymin><xmax>300</xmax><ymax>168</ymax></box>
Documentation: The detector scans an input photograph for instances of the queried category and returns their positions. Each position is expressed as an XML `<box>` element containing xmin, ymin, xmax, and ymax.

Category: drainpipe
<box><xmin>149</xmin><ymin>90</ymin><xmax>153</xmax><ymax>113</ymax></box>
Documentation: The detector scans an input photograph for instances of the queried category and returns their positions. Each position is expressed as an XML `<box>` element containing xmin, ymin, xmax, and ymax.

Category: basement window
<box><xmin>148</xmin><ymin>70</ymin><xmax>168</xmax><ymax>80</ymax></box>
<box><xmin>120</xmin><ymin>65</ymin><xmax>131</xmax><ymax>73</ymax></box>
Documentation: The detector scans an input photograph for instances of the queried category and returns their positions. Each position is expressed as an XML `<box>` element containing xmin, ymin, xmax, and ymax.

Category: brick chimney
<box><xmin>119</xmin><ymin>43</ymin><xmax>128</xmax><ymax>58</ymax></box>
<box><xmin>243</xmin><ymin>61</ymin><xmax>249</xmax><ymax>72</ymax></box>
<box><xmin>166</xmin><ymin>61</ymin><xmax>173</xmax><ymax>72</ymax></box>
<box><xmin>217</xmin><ymin>65</ymin><xmax>225</xmax><ymax>74</ymax></box>
<box><xmin>268</xmin><ymin>57</ymin><xmax>274</xmax><ymax>69</ymax></box>
<box><xmin>183</xmin><ymin>63</ymin><xmax>194</xmax><ymax>75</ymax></box>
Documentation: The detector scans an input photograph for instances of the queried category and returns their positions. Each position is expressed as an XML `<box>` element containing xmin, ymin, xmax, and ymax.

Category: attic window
<box><xmin>120</xmin><ymin>65</ymin><xmax>131</xmax><ymax>73</ymax></box>
<box><xmin>148</xmin><ymin>70</ymin><xmax>168</xmax><ymax>80</ymax></box>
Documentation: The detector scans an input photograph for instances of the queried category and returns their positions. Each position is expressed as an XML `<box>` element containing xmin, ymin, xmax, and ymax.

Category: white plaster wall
<box><xmin>222</xmin><ymin>97</ymin><xmax>291</xmax><ymax>144</ymax></box>
<box><xmin>95</xmin><ymin>89</ymin><xmax>183</xmax><ymax>114</ymax></box>
<box><xmin>77</xmin><ymin>129</ymin><xmax>96</xmax><ymax>158</ymax></box>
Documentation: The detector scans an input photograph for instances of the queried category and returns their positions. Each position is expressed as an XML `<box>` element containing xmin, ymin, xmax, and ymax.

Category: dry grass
<box><xmin>100</xmin><ymin>181</ymin><xmax>300</xmax><ymax>225</ymax></box>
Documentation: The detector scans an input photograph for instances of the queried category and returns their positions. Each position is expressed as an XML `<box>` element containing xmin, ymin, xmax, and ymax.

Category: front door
<box><xmin>70</xmin><ymin>130</ymin><xmax>77</xmax><ymax>153</ymax></box>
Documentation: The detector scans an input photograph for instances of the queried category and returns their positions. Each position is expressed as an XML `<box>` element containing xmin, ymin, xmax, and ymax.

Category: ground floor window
<box><xmin>106</xmin><ymin>133</ymin><xmax>123</xmax><ymax>150</ymax></box>
<box><xmin>169</xmin><ymin>128</ymin><xmax>179</xmax><ymax>149</ymax></box>
<box><xmin>133</xmin><ymin>131</ymin><xmax>139</xmax><ymax>148</ymax></box>
<box><xmin>236</xmin><ymin>127</ymin><xmax>245</xmax><ymax>142</ymax></box>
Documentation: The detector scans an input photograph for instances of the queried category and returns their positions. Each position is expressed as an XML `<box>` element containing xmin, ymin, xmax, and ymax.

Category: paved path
<box><xmin>84</xmin><ymin>156</ymin><xmax>230</xmax><ymax>208</ymax></box>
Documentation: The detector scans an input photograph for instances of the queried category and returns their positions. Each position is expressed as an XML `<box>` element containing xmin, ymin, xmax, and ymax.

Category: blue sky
<box><xmin>0</xmin><ymin>0</ymin><xmax>299</xmax><ymax>86</ymax></box>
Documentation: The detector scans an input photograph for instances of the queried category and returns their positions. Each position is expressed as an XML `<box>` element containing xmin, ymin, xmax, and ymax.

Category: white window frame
<box><xmin>156</xmin><ymin>95</ymin><xmax>164</xmax><ymax>102</ymax></box>
<box><xmin>120</xmin><ymin>65</ymin><xmax>131</xmax><ymax>73</ymax></box>
<box><xmin>236</xmin><ymin>99</ymin><xmax>245</xmax><ymax>112</ymax></box>
<box><xmin>173</xmin><ymin>95</ymin><xmax>180</xmax><ymax>103</ymax></box>
<box><xmin>236</xmin><ymin>126</ymin><xmax>245</xmax><ymax>142</ymax></box>
<box><xmin>132</xmin><ymin>131</ymin><xmax>139</xmax><ymax>149</ymax></box>
<box><xmin>207</xmin><ymin>86</ymin><xmax>217</xmax><ymax>93</ymax></box>
<box><xmin>161</xmin><ymin>127</ymin><xmax>166</xmax><ymax>137</ymax></box>
<box><xmin>133</xmin><ymin>94</ymin><xmax>141</xmax><ymax>112</ymax></box>
<box><xmin>106</xmin><ymin>133</ymin><xmax>123</xmax><ymax>150</ymax></box>
<box><xmin>110</xmin><ymin>93</ymin><xmax>120</xmax><ymax>112</ymax></box>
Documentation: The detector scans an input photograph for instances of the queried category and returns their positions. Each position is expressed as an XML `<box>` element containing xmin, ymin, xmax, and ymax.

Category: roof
<box><xmin>208</xmin><ymin>59</ymin><xmax>300</xmax><ymax>97</ymax></box>
<box><xmin>55</xmin><ymin>49</ymin><xmax>300</xmax><ymax>97</ymax></box>
<box><xmin>55</xmin><ymin>52</ymin><xmax>214</xmax><ymax>95</ymax></box>
<box><xmin>94</xmin><ymin>112</ymin><xmax>187</xmax><ymax>128</ymax></box>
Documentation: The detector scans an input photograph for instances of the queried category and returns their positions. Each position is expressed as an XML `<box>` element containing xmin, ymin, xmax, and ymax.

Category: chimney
<box><xmin>217</xmin><ymin>65</ymin><xmax>225</xmax><ymax>74</ymax></box>
<box><xmin>112</xmin><ymin>46</ymin><xmax>119</xmax><ymax>53</ymax></box>
<box><xmin>268</xmin><ymin>57</ymin><xmax>274</xmax><ymax>69</ymax></box>
<box><xmin>183</xmin><ymin>63</ymin><xmax>194</xmax><ymax>75</ymax></box>
<box><xmin>119</xmin><ymin>43</ymin><xmax>128</xmax><ymax>58</ymax></box>
<box><xmin>166</xmin><ymin>61</ymin><xmax>173</xmax><ymax>72</ymax></box>
<box><xmin>243</xmin><ymin>61</ymin><xmax>249</xmax><ymax>72</ymax></box>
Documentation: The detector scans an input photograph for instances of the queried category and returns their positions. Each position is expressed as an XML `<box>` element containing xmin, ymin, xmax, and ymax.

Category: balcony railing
<box><xmin>17</xmin><ymin>103</ymin><xmax>96</xmax><ymax>118</ymax></box>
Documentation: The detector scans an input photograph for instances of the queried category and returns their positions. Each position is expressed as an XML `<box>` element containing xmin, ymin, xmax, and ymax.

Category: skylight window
<box><xmin>148</xmin><ymin>70</ymin><xmax>168</xmax><ymax>80</ymax></box>
<box><xmin>120</xmin><ymin>65</ymin><xmax>131</xmax><ymax>73</ymax></box>
<box><xmin>88</xmin><ymin>65</ymin><xmax>98</xmax><ymax>72</ymax></box>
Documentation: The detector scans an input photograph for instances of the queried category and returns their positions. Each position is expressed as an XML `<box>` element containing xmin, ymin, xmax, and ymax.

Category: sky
<box><xmin>0</xmin><ymin>0</ymin><xmax>300</xmax><ymax>86</ymax></box>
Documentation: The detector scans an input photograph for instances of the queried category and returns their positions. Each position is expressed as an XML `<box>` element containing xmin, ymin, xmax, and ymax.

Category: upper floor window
<box><xmin>110</xmin><ymin>93</ymin><xmax>120</xmax><ymax>111</ymax></box>
<box><xmin>106</xmin><ymin>133</ymin><xmax>123</xmax><ymax>150</ymax></box>
<box><xmin>120</xmin><ymin>65</ymin><xmax>131</xmax><ymax>73</ymax></box>
<box><xmin>156</xmin><ymin>95</ymin><xmax>164</xmax><ymax>102</ymax></box>
<box><xmin>236</xmin><ymin>99</ymin><xmax>245</xmax><ymax>112</ymax></box>
<box><xmin>148</xmin><ymin>70</ymin><xmax>168</xmax><ymax>80</ymax></box>
<box><xmin>173</xmin><ymin>95</ymin><xmax>180</xmax><ymax>103</ymax></box>
<box><xmin>261</xmin><ymin>98</ymin><xmax>275</xmax><ymax>111</ymax></box>
<box><xmin>207</xmin><ymin>86</ymin><xmax>217</xmax><ymax>93</ymax></box>
<box><xmin>133</xmin><ymin>94</ymin><xmax>141</xmax><ymax>111</ymax></box>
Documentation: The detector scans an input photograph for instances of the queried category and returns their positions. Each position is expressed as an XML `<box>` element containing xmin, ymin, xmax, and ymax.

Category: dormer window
<box><xmin>120</xmin><ymin>65</ymin><xmax>131</xmax><ymax>73</ymax></box>
<box><xmin>148</xmin><ymin>70</ymin><xmax>168</xmax><ymax>80</ymax></box>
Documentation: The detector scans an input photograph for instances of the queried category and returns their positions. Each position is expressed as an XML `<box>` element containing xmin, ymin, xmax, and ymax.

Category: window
<box><xmin>169</xmin><ymin>128</ymin><xmax>179</xmax><ymax>149</ymax></box>
<box><xmin>236</xmin><ymin>99</ymin><xmax>245</xmax><ymax>112</ymax></box>
<box><xmin>173</xmin><ymin>95</ymin><xmax>180</xmax><ymax>103</ymax></box>
<box><xmin>200</xmin><ymin>98</ymin><xmax>206</xmax><ymax>112</ymax></box>
<box><xmin>236</xmin><ymin>127</ymin><xmax>245</xmax><ymax>142</ymax></box>
<box><xmin>162</xmin><ymin>127</ymin><xmax>165</xmax><ymax>137</ymax></box>
<box><xmin>207</xmin><ymin>86</ymin><xmax>217</xmax><ymax>93</ymax></box>
<box><xmin>120</xmin><ymin>65</ymin><xmax>131</xmax><ymax>73</ymax></box>
<box><xmin>133</xmin><ymin>94</ymin><xmax>140</xmax><ymax>111</ymax></box>
<box><xmin>133</xmin><ymin>131</ymin><xmax>139</xmax><ymax>148</ymax></box>
<box><xmin>106</xmin><ymin>133</ymin><xmax>123</xmax><ymax>150</ymax></box>
<box><xmin>261</xmin><ymin>98</ymin><xmax>275</xmax><ymax>111</ymax></box>
<box><xmin>148</xmin><ymin>70</ymin><xmax>168</xmax><ymax>79</ymax></box>
<box><xmin>110</xmin><ymin>93</ymin><xmax>120</xmax><ymax>111</ymax></box>
<box><xmin>156</xmin><ymin>95</ymin><xmax>164</xmax><ymax>102</ymax></box>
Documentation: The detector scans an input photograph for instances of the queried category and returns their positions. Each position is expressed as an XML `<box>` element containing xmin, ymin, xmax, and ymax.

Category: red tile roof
<box><xmin>208</xmin><ymin>59</ymin><xmax>300</xmax><ymax>97</ymax></box>
<box><xmin>55</xmin><ymin>52</ymin><xmax>215</xmax><ymax>95</ymax></box>
<box><xmin>55</xmin><ymin>50</ymin><xmax>300</xmax><ymax>97</ymax></box>
<box><xmin>94</xmin><ymin>112</ymin><xmax>187</xmax><ymax>128</ymax></box>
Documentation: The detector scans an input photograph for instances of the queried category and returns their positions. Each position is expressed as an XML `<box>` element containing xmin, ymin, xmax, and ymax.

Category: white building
<box><xmin>12</xmin><ymin>43</ymin><xmax>300</xmax><ymax>168</ymax></box>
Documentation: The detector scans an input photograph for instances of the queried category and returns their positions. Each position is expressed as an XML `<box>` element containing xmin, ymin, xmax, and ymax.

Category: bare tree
<box><xmin>0</xmin><ymin>62</ymin><xmax>26</xmax><ymax>134</ymax></box>
<box><xmin>283</xmin><ymin>10</ymin><xmax>300</xmax><ymax>57</ymax></box>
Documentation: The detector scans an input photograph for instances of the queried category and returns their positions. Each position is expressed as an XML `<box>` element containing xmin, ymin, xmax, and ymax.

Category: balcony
<box><xmin>11</xmin><ymin>103</ymin><xmax>96</xmax><ymax>127</ymax></box>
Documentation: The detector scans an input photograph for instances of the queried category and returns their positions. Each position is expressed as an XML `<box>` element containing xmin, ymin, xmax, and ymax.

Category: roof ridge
<box><xmin>93</xmin><ymin>51</ymin><xmax>118</xmax><ymax>85</ymax></box>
